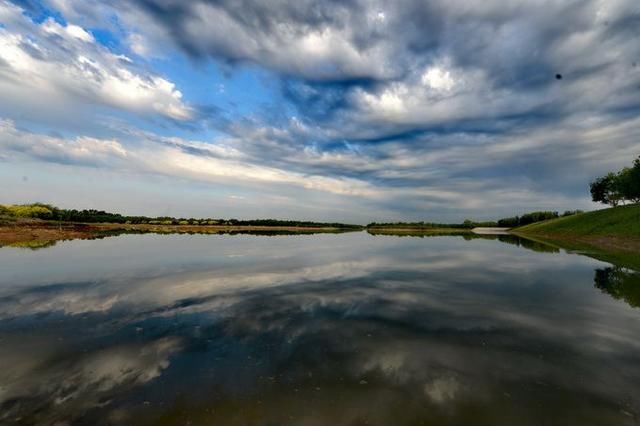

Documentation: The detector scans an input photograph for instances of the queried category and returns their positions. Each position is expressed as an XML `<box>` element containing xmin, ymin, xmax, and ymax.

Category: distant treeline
<box><xmin>496</xmin><ymin>210</ymin><xmax>583</xmax><ymax>227</ymax></box>
<box><xmin>368</xmin><ymin>210</ymin><xmax>583</xmax><ymax>230</ymax></box>
<box><xmin>590</xmin><ymin>155</ymin><xmax>640</xmax><ymax>206</ymax></box>
<box><xmin>367</xmin><ymin>219</ymin><xmax>497</xmax><ymax>229</ymax></box>
<box><xmin>1</xmin><ymin>203</ymin><xmax>585</xmax><ymax>230</ymax></box>
<box><xmin>0</xmin><ymin>203</ymin><xmax>362</xmax><ymax>229</ymax></box>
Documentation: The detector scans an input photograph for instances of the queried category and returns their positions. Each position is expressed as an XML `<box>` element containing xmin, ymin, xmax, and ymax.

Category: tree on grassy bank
<box><xmin>590</xmin><ymin>156</ymin><xmax>640</xmax><ymax>206</ymax></box>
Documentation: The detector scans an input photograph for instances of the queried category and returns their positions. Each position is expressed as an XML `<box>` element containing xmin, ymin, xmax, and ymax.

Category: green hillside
<box><xmin>515</xmin><ymin>204</ymin><xmax>640</xmax><ymax>237</ymax></box>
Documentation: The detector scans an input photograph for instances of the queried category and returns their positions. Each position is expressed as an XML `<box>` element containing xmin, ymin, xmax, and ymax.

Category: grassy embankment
<box><xmin>513</xmin><ymin>204</ymin><xmax>640</xmax><ymax>269</ymax></box>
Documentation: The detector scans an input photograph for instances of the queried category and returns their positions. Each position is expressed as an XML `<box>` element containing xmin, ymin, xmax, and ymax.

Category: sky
<box><xmin>0</xmin><ymin>0</ymin><xmax>638</xmax><ymax>223</ymax></box>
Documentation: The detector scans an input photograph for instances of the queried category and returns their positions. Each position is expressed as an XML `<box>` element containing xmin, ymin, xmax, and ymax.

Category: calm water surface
<box><xmin>0</xmin><ymin>232</ymin><xmax>639</xmax><ymax>425</ymax></box>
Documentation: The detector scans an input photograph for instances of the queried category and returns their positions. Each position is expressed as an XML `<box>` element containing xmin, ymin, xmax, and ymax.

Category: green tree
<box><xmin>590</xmin><ymin>156</ymin><xmax>640</xmax><ymax>206</ymax></box>
<box><xmin>497</xmin><ymin>216</ymin><xmax>520</xmax><ymax>227</ymax></box>
<box><xmin>590</xmin><ymin>173</ymin><xmax>622</xmax><ymax>206</ymax></box>
<box><xmin>617</xmin><ymin>158</ymin><xmax>640</xmax><ymax>203</ymax></box>
<box><xmin>5</xmin><ymin>204</ymin><xmax>54</xmax><ymax>219</ymax></box>
<box><xmin>518</xmin><ymin>211</ymin><xmax>558</xmax><ymax>225</ymax></box>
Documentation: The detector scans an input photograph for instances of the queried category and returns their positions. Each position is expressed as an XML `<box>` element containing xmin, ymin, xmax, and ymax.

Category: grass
<box><xmin>513</xmin><ymin>204</ymin><xmax>640</xmax><ymax>271</ymax></box>
<box><xmin>515</xmin><ymin>204</ymin><xmax>640</xmax><ymax>237</ymax></box>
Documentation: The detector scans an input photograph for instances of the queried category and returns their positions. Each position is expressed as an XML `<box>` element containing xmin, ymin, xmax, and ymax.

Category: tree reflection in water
<box><xmin>594</xmin><ymin>266</ymin><xmax>640</xmax><ymax>308</ymax></box>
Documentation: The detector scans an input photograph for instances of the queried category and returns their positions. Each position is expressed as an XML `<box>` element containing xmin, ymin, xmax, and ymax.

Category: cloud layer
<box><xmin>1</xmin><ymin>0</ymin><xmax>639</xmax><ymax>220</ymax></box>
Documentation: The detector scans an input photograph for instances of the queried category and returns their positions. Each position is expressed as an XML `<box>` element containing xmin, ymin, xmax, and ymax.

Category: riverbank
<box><xmin>512</xmin><ymin>204</ymin><xmax>640</xmax><ymax>262</ymax></box>
<box><xmin>0</xmin><ymin>220</ymin><xmax>358</xmax><ymax>247</ymax></box>
<box><xmin>515</xmin><ymin>204</ymin><xmax>639</xmax><ymax>237</ymax></box>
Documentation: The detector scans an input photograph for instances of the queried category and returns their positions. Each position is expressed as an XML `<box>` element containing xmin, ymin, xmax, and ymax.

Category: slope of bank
<box><xmin>512</xmin><ymin>204</ymin><xmax>640</xmax><ymax>270</ymax></box>
<box><xmin>515</xmin><ymin>204</ymin><xmax>640</xmax><ymax>238</ymax></box>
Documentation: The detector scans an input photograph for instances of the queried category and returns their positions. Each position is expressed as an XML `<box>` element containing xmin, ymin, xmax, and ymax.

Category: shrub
<box><xmin>6</xmin><ymin>204</ymin><xmax>54</xmax><ymax>219</ymax></box>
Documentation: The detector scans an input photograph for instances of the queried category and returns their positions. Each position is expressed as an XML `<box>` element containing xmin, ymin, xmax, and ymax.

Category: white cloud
<box><xmin>0</xmin><ymin>118</ymin><xmax>379</xmax><ymax>198</ymax></box>
<box><xmin>127</xmin><ymin>32</ymin><xmax>151</xmax><ymax>57</ymax></box>
<box><xmin>42</xmin><ymin>18</ymin><xmax>95</xmax><ymax>43</ymax></box>
<box><xmin>47</xmin><ymin>0</ymin><xmax>401</xmax><ymax>81</ymax></box>
<box><xmin>353</xmin><ymin>63</ymin><xmax>530</xmax><ymax>126</ymax></box>
<box><xmin>0</xmin><ymin>118</ymin><xmax>127</xmax><ymax>166</ymax></box>
<box><xmin>421</xmin><ymin>67</ymin><xmax>455</xmax><ymax>92</ymax></box>
<box><xmin>0</xmin><ymin>1</ymin><xmax>192</xmax><ymax>121</ymax></box>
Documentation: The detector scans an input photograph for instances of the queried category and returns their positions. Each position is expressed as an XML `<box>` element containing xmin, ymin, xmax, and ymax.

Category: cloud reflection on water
<box><xmin>0</xmin><ymin>233</ymin><xmax>638</xmax><ymax>425</ymax></box>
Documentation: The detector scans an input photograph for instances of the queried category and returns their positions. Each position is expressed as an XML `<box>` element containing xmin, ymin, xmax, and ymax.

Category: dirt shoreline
<box><xmin>0</xmin><ymin>221</ymin><xmax>356</xmax><ymax>246</ymax></box>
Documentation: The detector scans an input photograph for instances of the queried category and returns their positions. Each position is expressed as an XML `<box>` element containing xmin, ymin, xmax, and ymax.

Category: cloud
<box><xmin>97</xmin><ymin>0</ymin><xmax>398</xmax><ymax>81</ymax></box>
<box><xmin>1</xmin><ymin>0</ymin><xmax>639</xmax><ymax>220</ymax></box>
<box><xmin>5</xmin><ymin>109</ymin><xmax>640</xmax><ymax>220</ymax></box>
<box><xmin>0</xmin><ymin>118</ymin><xmax>127</xmax><ymax>166</ymax></box>
<box><xmin>0</xmin><ymin>1</ymin><xmax>192</xmax><ymax>121</ymax></box>
<box><xmin>0</xmin><ymin>118</ymin><xmax>381</xmax><ymax>199</ymax></box>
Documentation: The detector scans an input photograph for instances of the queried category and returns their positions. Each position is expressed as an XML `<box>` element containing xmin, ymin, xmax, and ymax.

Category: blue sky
<box><xmin>0</xmin><ymin>0</ymin><xmax>639</xmax><ymax>223</ymax></box>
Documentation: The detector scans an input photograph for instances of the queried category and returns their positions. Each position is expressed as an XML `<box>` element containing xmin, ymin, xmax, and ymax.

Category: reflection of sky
<box><xmin>0</xmin><ymin>234</ymin><xmax>639</xmax><ymax>425</ymax></box>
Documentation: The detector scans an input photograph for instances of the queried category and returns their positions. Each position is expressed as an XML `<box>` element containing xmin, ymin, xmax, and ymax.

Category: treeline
<box><xmin>0</xmin><ymin>203</ymin><xmax>362</xmax><ymax>229</ymax></box>
<box><xmin>496</xmin><ymin>210</ymin><xmax>583</xmax><ymax>227</ymax></box>
<box><xmin>590</xmin><ymin>156</ymin><xmax>640</xmax><ymax>206</ymax></box>
<box><xmin>366</xmin><ymin>219</ymin><xmax>498</xmax><ymax>229</ymax></box>
<box><xmin>369</xmin><ymin>210</ymin><xmax>584</xmax><ymax>230</ymax></box>
<box><xmin>0</xmin><ymin>204</ymin><xmax>588</xmax><ymax>230</ymax></box>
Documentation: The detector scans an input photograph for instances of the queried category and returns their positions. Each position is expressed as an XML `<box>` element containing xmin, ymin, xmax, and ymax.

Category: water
<box><xmin>0</xmin><ymin>232</ymin><xmax>639</xmax><ymax>425</ymax></box>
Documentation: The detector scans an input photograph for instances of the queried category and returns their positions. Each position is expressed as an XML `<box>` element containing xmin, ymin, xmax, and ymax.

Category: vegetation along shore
<box><xmin>1</xmin><ymin>156</ymin><xmax>638</xmax><ymax>253</ymax></box>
